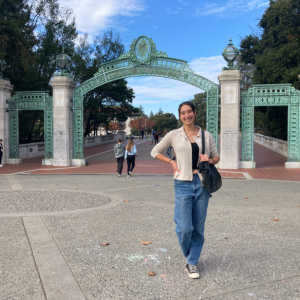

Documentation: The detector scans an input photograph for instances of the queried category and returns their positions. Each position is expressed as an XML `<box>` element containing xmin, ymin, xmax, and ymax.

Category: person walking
<box><xmin>151</xmin><ymin>101</ymin><xmax>219</xmax><ymax>279</ymax></box>
<box><xmin>154</xmin><ymin>132</ymin><xmax>159</xmax><ymax>145</ymax></box>
<box><xmin>125</xmin><ymin>138</ymin><xmax>137</xmax><ymax>177</ymax></box>
<box><xmin>114</xmin><ymin>139</ymin><xmax>126</xmax><ymax>177</ymax></box>
<box><xmin>150</xmin><ymin>132</ymin><xmax>154</xmax><ymax>145</ymax></box>
<box><xmin>0</xmin><ymin>139</ymin><xmax>3</xmax><ymax>167</ymax></box>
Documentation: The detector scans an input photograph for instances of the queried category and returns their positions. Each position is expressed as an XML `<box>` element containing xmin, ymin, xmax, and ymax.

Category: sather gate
<box><xmin>72</xmin><ymin>36</ymin><xmax>219</xmax><ymax>160</ymax></box>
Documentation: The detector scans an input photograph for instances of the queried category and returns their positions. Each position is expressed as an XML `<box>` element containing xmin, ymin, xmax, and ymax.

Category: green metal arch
<box><xmin>73</xmin><ymin>36</ymin><xmax>219</xmax><ymax>159</ymax></box>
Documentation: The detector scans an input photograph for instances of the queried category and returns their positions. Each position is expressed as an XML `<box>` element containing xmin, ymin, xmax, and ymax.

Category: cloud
<box><xmin>127</xmin><ymin>55</ymin><xmax>225</xmax><ymax>106</ymax></box>
<box><xmin>196</xmin><ymin>0</ymin><xmax>269</xmax><ymax>17</ymax></box>
<box><xmin>58</xmin><ymin>0</ymin><xmax>146</xmax><ymax>35</ymax></box>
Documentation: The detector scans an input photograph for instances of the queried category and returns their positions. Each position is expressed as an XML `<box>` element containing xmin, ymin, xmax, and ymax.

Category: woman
<box><xmin>151</xmin><ymin>101</ymin><xmax>219</xmax><ymax>279</ymax></box>
<box><xmin>150</xmin><ymin>132</ymin><xmax>154</xmax><ymax>145</ymax></box>
<box><xmin>125</xmin><ymin>138</ymin><xmax>137</xmax><ymax>177</ymax></box>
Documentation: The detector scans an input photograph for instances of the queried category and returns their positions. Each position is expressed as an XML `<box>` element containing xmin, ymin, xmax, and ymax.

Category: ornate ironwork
<box><xmin>73</xmin><ymin>35</ymin><xmax>219</xmax><ymax>159</ymax></box>
<box><xmin>241</xmin><ymin>84</ymin><xmax>300</xmax><ymax>162</ymax></box>
<box><xmin>6</xmin><ymin>91</ymin><xmax>53</xmax><ymax>159</ymax></box>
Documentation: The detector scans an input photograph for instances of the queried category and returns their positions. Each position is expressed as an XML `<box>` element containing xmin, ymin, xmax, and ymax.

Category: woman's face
<box><xmin>179</xmin><ymin>105</ymin><xmax>196</xmax><ymax>125</ymax></box>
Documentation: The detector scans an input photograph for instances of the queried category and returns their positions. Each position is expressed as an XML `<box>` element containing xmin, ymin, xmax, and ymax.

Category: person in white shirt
<box><xmin>125</xmin><ymin>138</ymin><xmax>137</xmax><ymax>177</ymax></box>
<box><xmin>151</xmin><ymin>101</ymin><xmax>219</xmax><ymax>279</ymax></box>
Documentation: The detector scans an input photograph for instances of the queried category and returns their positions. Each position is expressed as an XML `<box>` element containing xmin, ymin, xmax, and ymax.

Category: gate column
<box><xmin>51</xmin><ymin>76</ymin><xmax>75</xmax><ymax>166</ymax></box>
<box><xmin>218</xmin><ymin>70</ymin><xmax>244</xmax><ymax>169</ymax></box>
<box><xmin>0</xmin><ymin>79</ymin><xmax>13</xmax><ymax>165</ymax></box>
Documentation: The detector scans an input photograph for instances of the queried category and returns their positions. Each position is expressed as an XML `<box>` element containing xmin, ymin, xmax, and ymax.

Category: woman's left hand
<box><xmin>200</xmin><ymin>154</ymin><xmax>209</xmax><ymax>162</ymax></box>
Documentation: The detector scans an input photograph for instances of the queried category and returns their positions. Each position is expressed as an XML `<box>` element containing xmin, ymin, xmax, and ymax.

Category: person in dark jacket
<box><xmin>114</xmin><ymin>139</ymin><xmax>126</xmax><ymax>177</ymax></box>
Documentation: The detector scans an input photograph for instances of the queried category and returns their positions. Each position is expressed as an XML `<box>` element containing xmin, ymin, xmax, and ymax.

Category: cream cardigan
<box><xmin>151</xmin><ymin>126</ymin><xmax>219</xmax><ymax>181</ymax></box>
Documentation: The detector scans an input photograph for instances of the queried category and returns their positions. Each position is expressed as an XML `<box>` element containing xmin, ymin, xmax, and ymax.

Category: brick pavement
<box><xmin>1</xmin><ymin>139</ymin><xmax>300</xmax><ymax>181</ymax></box>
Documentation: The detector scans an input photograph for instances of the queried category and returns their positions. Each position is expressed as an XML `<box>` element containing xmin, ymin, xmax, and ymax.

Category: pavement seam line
<box><xmin>22</xmin><ymin>216</ymin><xmax>87</xmax><ymax>300</ymax></box>
<box><xmin>241</xmin><ymin>172</ymin><xmax>254</xmax><ymax>180</ymax></box>
<box><xmin>21</xmin><ymin>216</ymin><xmax>48</xmax><ymax>300</ymax></box>
<box><xmin>200</xmin><ymin>272</ymin><xmax>300</xmax><ymax>299</ymax></box>
<box><xmin>5</xmin><ymin>174</ymin><xmax>23</xmax><ymax>190</ymax></box>
<box><xmin>41</xmin><ymin>216</ymin><xmax>88</xmax><ymax>300</ymax></box>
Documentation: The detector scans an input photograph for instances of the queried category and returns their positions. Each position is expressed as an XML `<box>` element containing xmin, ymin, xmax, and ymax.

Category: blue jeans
<box><xmin>174</xmin><ymin>174</ymin><xmax>210</xmax><ymax>265</ymax></box>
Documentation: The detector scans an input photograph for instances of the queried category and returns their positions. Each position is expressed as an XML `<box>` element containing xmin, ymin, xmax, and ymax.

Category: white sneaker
<box><xmin>129</xmin><ymin>171</ymin><xmax>132</xmax><ymax>177</ymax></box>
<box><xmin>0</xmin><ymin>165</ymin><xmax>3</xmax><ymax>167</ymax></box>
<box><xmin>127</xmin><ymin>175</ymin><xmax>130</xmax><ymax>177</ymax></box>
<box><xmin>185</xmin><ymin>264</ymin><xmax>200</xmax><ymax>279</ymax></box>
<box><xmin>118</xmin><ymin>174</ymin><xmax>121</xmax><ymax>177</ymax></box>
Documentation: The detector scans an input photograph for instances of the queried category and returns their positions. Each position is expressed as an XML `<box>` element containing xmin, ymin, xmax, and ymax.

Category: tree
<box><xmin>157</xmin><ymin>108</ymin><xmax>164</xmax><ymax>115</ymax></box>
<box><xmin>149</xmin><ymin>111</ymin><xmax>154</xmax><ymax>119</ymax></box>
<box><xmin>72</xmin><ymin>30</ymin><xmax>136</xmax><ymax>137</ymax></box>
<box><xmin>129</xmin><ymin>117</ymin><xmax>155</xmax><ymax>135</ymax></box>
<box><xmin>152</xmin><ymin>113</ymin><xmax>178</xmax><ymax>133</ymax></box>
<box><xmin>239</xmin><ymin>0</ymin><xmax>300</xmax><ymax>140</ymax></box>
<box><xmin>107</xmin><ymin>122</ymin><xmax>126</xmax><ymax>134</ymax></box>
<box><xmin>190</xmin><ymin>92</ymin><xmax>207</xmax><ymax>128</ymax></box>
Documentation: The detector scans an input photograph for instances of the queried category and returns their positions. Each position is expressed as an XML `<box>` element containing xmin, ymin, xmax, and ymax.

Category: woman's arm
<box><xmin>125</xmin><ymin>150</ymin><xmax>128</xmax><ymax>159</ymax></box>
<box><xmin>154</xmin><ymin>154</ymin><xmax>181</xmax><ymax>175</ymax></box>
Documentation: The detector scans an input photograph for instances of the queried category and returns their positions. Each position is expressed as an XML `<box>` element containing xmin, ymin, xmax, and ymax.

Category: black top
<box><xmin>191</xmin><ymin>143</ymin><xmax>199</xmax><ymax>170</ymax></box>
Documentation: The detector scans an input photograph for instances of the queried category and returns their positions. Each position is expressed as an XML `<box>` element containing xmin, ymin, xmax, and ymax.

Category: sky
<box><xmin>59</xmin><ymin>0</ymin><xmax>269</xmax><ymax>116</ymax></box>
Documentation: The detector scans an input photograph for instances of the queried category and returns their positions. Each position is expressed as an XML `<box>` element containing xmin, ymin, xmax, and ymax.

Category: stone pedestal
<box><xmin>240</xmin><ymin>161</ymin><xmax>256</xmax><ymax>169</ymax></box>
<box><xmin>285</xmin><ymin>162</ymin><xmax>300</xmax><ymax>168</ymax></box>
<box><xmin>218</xmin><ymin>70</ymin><xmax>243</xmax><ymax>169</ymax></box>
<box><xmin>0</xmin><ymin>79</ymin><xmax>13</xmax><ymax>164</ymax></box>
<box><xmin>50</xmin><ymin>76</ymin><xmax>76</xmax><ymax>166</ymax></box>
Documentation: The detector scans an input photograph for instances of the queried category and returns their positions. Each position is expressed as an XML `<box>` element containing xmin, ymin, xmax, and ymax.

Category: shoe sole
<box><xmin>129</xmin><ymin>173</ymin><xmax>132</xmax><ymax>177</ymax></box>
<box><xmin>185</xmin><ymin>267</ymin><xmax>200</xmax><ymax>279</ymax></box>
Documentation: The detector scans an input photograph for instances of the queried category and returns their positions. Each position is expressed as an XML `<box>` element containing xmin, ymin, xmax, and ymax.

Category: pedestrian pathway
<box><xmin>0</xmin><ymin>139</ymin><xmax>300</xmax><ymax>181</ymax></box>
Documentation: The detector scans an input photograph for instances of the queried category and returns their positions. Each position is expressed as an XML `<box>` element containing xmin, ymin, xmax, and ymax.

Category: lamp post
<box><xmin>222</xmin><ymin>38</ymin><xmax>239</xmax><ymax>70</ymax></box>
<box><xmin>139</xmin><ymin>116</ymin><xmax>142</xmax><ymax>140</ymax></box>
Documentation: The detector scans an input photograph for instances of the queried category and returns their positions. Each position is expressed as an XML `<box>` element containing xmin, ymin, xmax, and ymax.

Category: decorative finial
<box><xmin>229</xmin><ymin>38</ymin><xmax>232</xmax><ymax>44</ymax></box>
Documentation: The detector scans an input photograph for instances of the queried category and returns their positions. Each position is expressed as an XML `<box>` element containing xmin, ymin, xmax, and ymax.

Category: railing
<box><xmin>254</xmin><ymin>133</ymin><xmax>288</xmax><ymax>157</ymax></box>
<box><xmin>18</xmin><ymin>132</ymin><xmax>126</xmax><ymax>159</ymax></box>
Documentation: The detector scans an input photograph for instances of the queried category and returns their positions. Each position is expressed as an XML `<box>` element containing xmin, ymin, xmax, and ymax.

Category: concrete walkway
<box><xmin>0</xmin><ymin>174</ymin><xmax>300</xmax><ymax>299</ymax></box>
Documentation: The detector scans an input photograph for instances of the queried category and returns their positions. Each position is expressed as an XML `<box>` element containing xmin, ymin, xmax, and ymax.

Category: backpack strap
<box><xmin>202</xmin><ymin>130</ymin><xmax>205</xmax><ymax>155</ymax></box>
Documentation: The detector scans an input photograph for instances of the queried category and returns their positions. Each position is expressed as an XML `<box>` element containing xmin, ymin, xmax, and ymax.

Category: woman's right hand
<box><xmin>170</xmin><ymin>160</ymin><xmax>180</xmax><ymax>176</ymax></box>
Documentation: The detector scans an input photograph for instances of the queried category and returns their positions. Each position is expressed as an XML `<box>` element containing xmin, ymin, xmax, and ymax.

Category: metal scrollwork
<box><xmin>72</xmin><ymin>35</ymin><xmax>220</xmax><ymax>159</ymax></box>
<box><xmin>7</xmin><ymin>91</ymin><xmax>53</xmax><ymax>160</ymax></box>
<box><xmin>241</xmin><ymin>84</ymin><xmax>300</xmax><ymax>163</ymax></box>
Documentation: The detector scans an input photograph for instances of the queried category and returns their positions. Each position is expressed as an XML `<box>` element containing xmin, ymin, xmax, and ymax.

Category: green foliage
<box><xmin>190</xmin><ymin>92</ymin><xmax>207</xmax><ymax>128</ymax></box>
<box><xmin>152</xmin><ymin>112</ymin><xmax>178</xmax><ymax>133</ymax></box>
<box><xmin>1</xmin><ymin>0</ymin><xmax>77</xmax><ymax>142</ymax></box>
<box><xmin>72</xmin><ymin>31</ymin><xmax>136</xmax><ymax>136</ymax></box>
<box><xmin>239</xmin><ymin>0</ymin><xmax>300</xmax><ymax>140</ymax></box>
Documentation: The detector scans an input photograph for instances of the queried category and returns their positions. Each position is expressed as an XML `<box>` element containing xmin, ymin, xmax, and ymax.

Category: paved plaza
<box><xmin>0</xmin><ymin>143</ymin><xmax>300</xmax><ymax>299</ymax></box>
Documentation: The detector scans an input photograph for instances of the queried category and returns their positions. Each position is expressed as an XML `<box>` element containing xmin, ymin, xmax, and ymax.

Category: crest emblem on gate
<box><xmin>119</xmin><ymin>35</ymin><xmax>168</xmax><ymax>66</ymax></box>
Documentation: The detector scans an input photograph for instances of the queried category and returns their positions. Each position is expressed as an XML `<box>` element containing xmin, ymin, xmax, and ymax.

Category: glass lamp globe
<box><xmin>56</xmin><ymin>53</ymin><xmax>72</xmax><ymax>70</ymax></box>
<box><xmin>0</xmin><ymin>59</ymin><xmax>7</xmax><ymax>72</ymax></box>
<box><xmin>222</xmin><ymin>38</ymin><xmax>239</xmax><ymax>69</ymax></box>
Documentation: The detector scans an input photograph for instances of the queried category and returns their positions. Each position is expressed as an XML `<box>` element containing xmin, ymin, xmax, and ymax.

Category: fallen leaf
<box><xmin>56</xmin><ymin>184</ymin><xmax>59</xmax><ymax>186</ymax></box>
<box><xmin>124</xmin><ymin>200</ymin><xmax>130</xmax><ymax>203</ymax></box>
<box><xmin>140</xmin><ymin>241</ymin><xmax>152</xmax><ymax>245</ymax></box>
<box><xmin>149</xmin><ymin>271</ymin><xmax>156</xmax><ymax>276</ymax></box>
<box><xmin>245</xmin><ymin>196</ymin><xmax>248</xmax><ymax>199</ymax></box>
<box><xmin>101</xmin><ymin>242</ymin><xmax>110</xmax><ymax>247</ymax></box>
<box><xmin>224</xmin><ymin>237</ymin><xmax>229</xmax><ymax>240</ymax></box>
<box><xmin>150</xmin><ymin>213</ymin><xmax>153</xmax><ymax>215</ymax></box>
<box><xmin>154</xmin><ymin>193</ymin><xmax>157</xmax><ymax>194</ymax></box>
<box><xmin>272</xmin><ymin>208</ymin><xmax>277</xmax><ymax>210</ymax></box>
<box><xmin>132</xmin><ymin>187</ymin><xmax>135</xmax><ymax>189</ymax></box>
<box><xmin>69</xmin><ymin>217</ymin><xmax>76</xmax><ymax>219</ymax></box>
<box><xmin>298</xmin><ymin>205</ymin><xmax>300</xmax><ymax>207</ymax></box>
<box><xmin>270</xmin><ymin>218</ymin><xmax>279</xmax><ymax>221</ymax></box>
<box><xmin>161</xmin><ymin>274</ymin><xmax>166</xmax><ymax>278</ymax></box>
